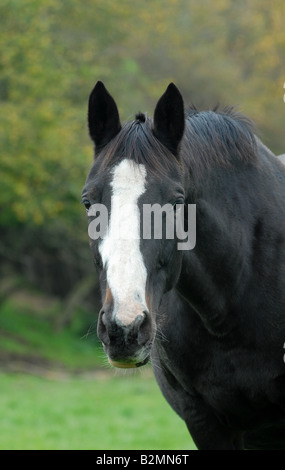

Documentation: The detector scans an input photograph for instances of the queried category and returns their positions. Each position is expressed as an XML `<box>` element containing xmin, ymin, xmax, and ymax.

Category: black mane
<box><xmin>184</xmin><ymin>105</ymin><xmax>257</xmax><ymax>170</ymax></box>
<box><xmin>98</xmin><ymin>106</ymin><xmax>257</xmax><ymax>175</ymax></box>
<box><xmin>99</xmin><ymin>115</ymin><xmax>179</xmax><ymax>174</ymax></box>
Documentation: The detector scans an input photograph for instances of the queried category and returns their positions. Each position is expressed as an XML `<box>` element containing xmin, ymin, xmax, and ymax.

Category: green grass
<box><xmin>0</xmin><ymin>296</ymin><xmax>196</xmax><ymax>450</ymax></box>
<box><xmin>0</xmin><ymin>372</ymin><xmax>196</xmax><ymax>450</ymax></box>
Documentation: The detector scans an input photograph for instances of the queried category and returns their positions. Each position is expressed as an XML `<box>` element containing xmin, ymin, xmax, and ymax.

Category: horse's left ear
<box><xmin>153</xmin><ymin>83</ymin><xmax>185</xmax><ymax>155</ymax></box>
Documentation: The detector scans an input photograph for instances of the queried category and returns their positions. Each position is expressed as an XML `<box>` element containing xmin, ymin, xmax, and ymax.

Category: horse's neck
<box><xmin>179</xmin><ymin>148</ymin><xmax>262</xmax><ymax>336</ymax></box>
<box><xmin>177</xmin><ymin>195</ymin><xmax>251</xmax><ymax>336</ymax></box>
<box><xmin>177</xmin><ymin>134</ymin><xmax>285</xmax><ymax>336</ymax></box>
<box><xmin>179</xmin><ymin>149</ymin><xmax>285</xmax><ymax>336</ymax></box>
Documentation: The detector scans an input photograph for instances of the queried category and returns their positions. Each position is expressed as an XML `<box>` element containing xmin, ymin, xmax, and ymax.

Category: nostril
<box><xmin>132</xmin><ymin>314</ymin><xmax>145</xmax><ymax>330</ymax></box>
<box><xmin>97</xmin><ymin>311</ymin><xmax>110</xmax><ymax>345</ymax></box>
<box><xmin>137</xmin><ymin>311</ymin><xmax>152</xmax><ymax>346</ymax></box>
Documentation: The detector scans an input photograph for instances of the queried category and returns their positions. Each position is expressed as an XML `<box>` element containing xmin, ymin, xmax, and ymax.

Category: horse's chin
<box><xmin>108</xmin><ymin>356</ymin><xmax>149</xmax><ymax>369</ymax></box>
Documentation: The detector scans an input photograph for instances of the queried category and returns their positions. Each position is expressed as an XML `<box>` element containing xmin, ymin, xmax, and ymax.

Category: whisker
<box><xmin>149</xmin><ymin>357</ymin><xmax>163</xmax><ymax>372</ymax></box>
<box><xmin>155</xmin><ymin>328</ymin><xmax>169</xmax><ymax>343</ymax></box>
<box><xmin>81</xmin><ymin>321</ymin><xmax>97</xmax><ymax>340</ymax></box>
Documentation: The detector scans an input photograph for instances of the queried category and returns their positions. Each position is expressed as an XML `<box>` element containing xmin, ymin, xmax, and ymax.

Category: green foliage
<box><xmin>0</xmin><ymin>298</ymin><xmax>102</xmax><ymax>369</ymax></box>
<box><xmin>0</xmin><ymin>0</ymin><xmax>284</xmax><ymax>295</ymax></box>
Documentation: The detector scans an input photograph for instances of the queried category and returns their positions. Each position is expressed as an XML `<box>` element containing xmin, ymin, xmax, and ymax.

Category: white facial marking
<box><xmin>99</xmin><ymin>159</ymin><xmax>147</xmax><ymax>326</ymax></box>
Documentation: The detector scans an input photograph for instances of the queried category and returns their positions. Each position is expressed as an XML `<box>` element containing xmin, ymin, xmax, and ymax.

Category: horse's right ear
<box><xmin>88</xmin><ymin>81</ymin><xmax>121</xmax><ymax>150</ymax></box>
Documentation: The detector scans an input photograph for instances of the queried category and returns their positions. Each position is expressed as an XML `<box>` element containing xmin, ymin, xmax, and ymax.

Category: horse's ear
<box><xmin>88</xmin><ymin>81</ymin><xmax>121</xmax><ymax>150</ymax></box>
<box><xmin>153</xmin><ymin>83</ymin><xmax>185</xmax><ymax>155</ymax></box>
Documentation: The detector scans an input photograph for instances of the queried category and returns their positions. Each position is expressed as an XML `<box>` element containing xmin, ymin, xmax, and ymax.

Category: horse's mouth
<box><xmin>108</xmin><ymin>356</ymin><xmax>149</xmax><ymax>369</ymax></box>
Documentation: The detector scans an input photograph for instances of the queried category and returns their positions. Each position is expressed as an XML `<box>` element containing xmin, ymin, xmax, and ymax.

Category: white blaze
<box><xmin>99</xmin><ymin>159</ymin><xmax>147</xmax><ymax>326</ymax></box>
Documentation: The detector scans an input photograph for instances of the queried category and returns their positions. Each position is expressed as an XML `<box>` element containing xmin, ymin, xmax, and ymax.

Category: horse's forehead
<box><xmin>85</xmin><ymin>160</ymin><xmax>182</xmax><ymax>208</ymax></box>
<box><xmin>110</xmin><ymin>159</ymin><xmax>147</xmax><ymax>193</ymax></box>
<box><xmin>105</xmin><ymin>160</ymin><xmax>181</xmax><ymax>206</ymax></box>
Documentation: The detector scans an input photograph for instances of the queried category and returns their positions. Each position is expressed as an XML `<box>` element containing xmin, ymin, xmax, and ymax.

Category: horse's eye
<box><xmin>83</xmin><ymin>199</ymin><xmax>91</xmax><ymax>211</ymax></box>
<box><xmin>173</xmin><ymin>198</ymin><xmax>185</xmax><ymax>210</ymax></box>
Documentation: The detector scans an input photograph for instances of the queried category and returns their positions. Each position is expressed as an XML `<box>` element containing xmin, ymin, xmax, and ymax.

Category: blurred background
<box><xmin>0</xmin><ymin>0</ymin><xmax>284</xmax><ymax>450</ymax></box>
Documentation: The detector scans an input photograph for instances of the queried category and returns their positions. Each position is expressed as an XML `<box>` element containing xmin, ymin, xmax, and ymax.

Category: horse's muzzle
<box><xmin>97</xmin><ymin>307</ymin><xmax>153</xmax><ymax>368</ymax></box>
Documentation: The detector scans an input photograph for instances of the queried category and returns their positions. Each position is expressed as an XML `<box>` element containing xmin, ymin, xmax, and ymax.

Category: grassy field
<box><xmin>0</xmin><ymin>371</ymin><xmax>196</xmax><ymax>450</ymax></box>
<box><xmin>0</xmin><ymin>297</ymin><xmax>103</xmax><ymax>371</ymax></box>
<box><xmin>0</xmin><ymin>297</ymin><xmax>196</xmax><ymax>450</ymax></box>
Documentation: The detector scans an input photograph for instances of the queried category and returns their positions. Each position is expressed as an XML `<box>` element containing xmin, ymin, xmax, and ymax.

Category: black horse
<box><xmin>82</xmin><ymin>81</ymin><xmax>285</xmax><ymax>450</ymax></box>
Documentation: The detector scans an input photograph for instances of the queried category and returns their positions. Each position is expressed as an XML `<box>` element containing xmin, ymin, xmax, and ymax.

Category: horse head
<box><xmin>82</xmin><ymin>81</ymin><xmax>188</xmax><ymax>368</ymax></box>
